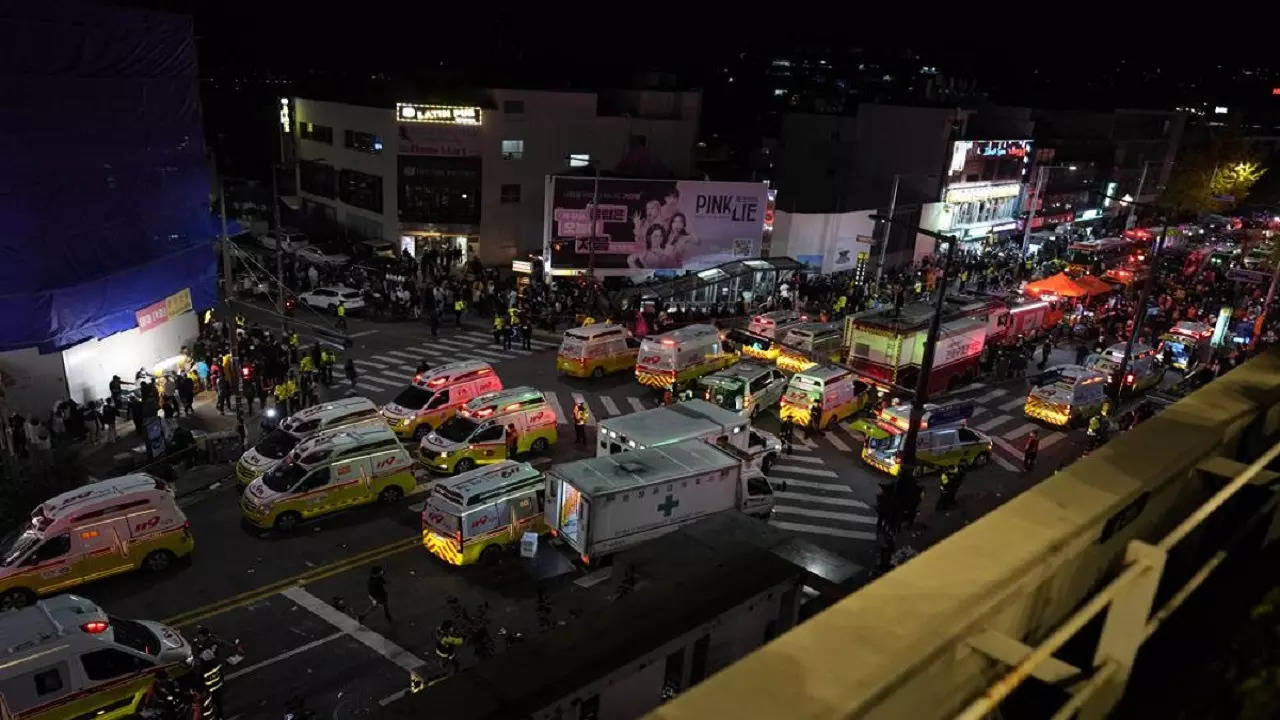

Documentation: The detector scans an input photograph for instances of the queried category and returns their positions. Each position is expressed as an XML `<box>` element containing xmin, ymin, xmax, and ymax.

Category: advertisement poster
<box><xmin>397</xmin><ymin>124</ymin><xmax>481</xmax><ymax>157</ymax></box>
<box><xmin>546</xmin><ymin>177</ymin><xmax>767</xmax><ymax>271</ymax></box>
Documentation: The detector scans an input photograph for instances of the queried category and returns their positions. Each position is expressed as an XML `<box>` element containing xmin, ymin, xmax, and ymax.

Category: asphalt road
<box><xmin>82</xmin><ymin>300</ymin><xmax>1158</xmax><ymax>718</ymax></box>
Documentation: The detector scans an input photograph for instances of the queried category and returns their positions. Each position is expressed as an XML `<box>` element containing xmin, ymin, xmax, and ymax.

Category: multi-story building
<box><xmin>287</xmin><ymin>88</ymin><xmax>700</xmax><ymax>266</ymax></box>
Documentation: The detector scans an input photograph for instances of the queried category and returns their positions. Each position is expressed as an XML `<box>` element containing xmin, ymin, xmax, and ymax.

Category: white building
<box><xmin>288</xmin><ymin>89</ymin><xmax>700</xmax><ymax>267</ymax></box>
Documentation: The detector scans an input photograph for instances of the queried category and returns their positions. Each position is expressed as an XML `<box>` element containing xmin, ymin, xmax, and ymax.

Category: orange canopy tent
<box><xmin>1074</xmin><ymin>274</ymin><xmax>1115</xmax><ymax>296</ymax></box>
<box><xmin>1024</xmin><ymin>272</ymin><xmax>1090</xmax><ymax>298</ymax></box>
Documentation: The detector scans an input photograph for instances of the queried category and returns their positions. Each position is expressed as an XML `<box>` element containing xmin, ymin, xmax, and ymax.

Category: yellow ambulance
<box><xmin>778</xmin><ymin>364</ymin><xmax>870</xmax><ymax>430</ymax></box>
<box><xmin>240</xmin><ymin>420</ymin><xmax>419</xmax><ymax>532</ymax></box>
<box><xmin>776</xmin><ymin>321</ymin><xmax>843</xmax><ymax>374</ymax></box>
<box><xmin>740</xmin><ymin>310</ymin><xmax>808</xmax><ymax>361</ymax></box>
<box><xmin>634</xmin><ymin>324</ymin><xmax>737</xmax><ymax>392</ymax></box>
<box><xmin>420</xmin><ymin>461</ymin><xmax>546</xmax><ymax>565</ymax></box>
<box><xmin>0</xmin><ymin>474</ymin><xmax>194</xmax><ymax>610</ymax></box>
<box><xmin>420</xmin><ymin>387</ymin><xmax>559</xmax><ymax>474</ymax></box>
<box><xmin>555</xmin><ymin>323</ymin><xmax>641</xmax><ymax>378</ymax></box>
<box><xmin>381</xmin><ymin>361</ymin><xmax>502</xmax><ymax>441</ymax></box>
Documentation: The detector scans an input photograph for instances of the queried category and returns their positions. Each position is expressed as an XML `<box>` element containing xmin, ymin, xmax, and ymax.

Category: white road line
<box><xmin>353</xmin><ymin>359</ymin><xmax>389</xmax><ymax>370</ymax></box>
<box><xmin>226</xmin><ymin>631</ymin><xmax>343</xmax><ymax>681</ymax></box>
<box><xmin>770</xmin><ymin>521</ymin><xmax>877</xmax><ymax>541</ymax></box>
<box><xmin>600</xmin><ymin>397</ymin><xmax>620</xmax><ymax>416</ymax></box>
<box><xmin>773</xmin><ymin>506</ymin><xmax>877</xmax><ymax>524</ymax></box>
<box><xmin>570</xmin><ymin>393</ymin><xmax>596</xmax><ymax>425</ymax></box>
<box><xmin>379</xmin><ymin>689</ymin><xmax>408</xmax><ymax>707</ymax></box>
<box><xmin>786</xmin><ymin>443</ymin><xmax>815</xmax><ymax>454</ymax></box>
<box><xmin>349</xmin><ymin>330</ymin><xmax>379</xmax><ymax>338</ymax></box>
<box><xmin>356</xmin><ymin>376</ymin><xmax>398</xmax><ymax>389</ymax></box>
<box><xmin>385</xmin><ymin>350</ymin><xmax>420</xmax><ymax>360</ymax></box>
<box><xmin>824</xmin><ymin>431</ymin><xmax>852</xmax><ymax>452</ymax></box>
<box><xmin>972</xmin><ymin>389</ymin><xmax>1008</xmax><ymax>404</ymax></box>
<box><xmin>776</xmin><ymin>454</ymin><xmax>823</xmax><ymax>464</ymax></box>
<box><xmin>774</xmin><ymin>491</ymin><xmax>869</xmax><ymax>508</ymax></box>
<box><xmin>1040</xmin><ymin>432</ymin><xmax>1066</xmax><ymax>449</ymax></box>
<box><xmin>976</xmin><ymin>415</ymin><xmax>1014</xmax><ymax>432</ymax></box>
<box><xmin>544</xmin><ymin>391</ymin><xmax>568</xmax><ymax>425</ymax></box>
<box><xmin>1000</xmin><ymin>422</ymin><xmax>1039</xmax><ymax>441</ymax></box>
<box><xmin>370</xmin><ymin>354</ymin><xmax>405</xmax><ymax>364</ymax></box>
<box><xmin>994</xmin><ymin>455</ymin><xmax>1019</xmax><ymax>472</ymax></box>
<box><xmin>375</xmin><ymin>373</ymin><xmax>411</xmax><ymax>387</ymax></box>
<box><xmin>1000</xmin><ymin>396</ymin><xmax>1028</xmax><ymax>411</ymax></box>
<box><xmin>281</xmin><ymin>586</ymin><xmax>426</xmax><ymax>672</ymax></box>
<box><xmin>989</xmin><ymin>436</ymin><xmax>1025</xmax><ymax>472</ymax></box>
<box><xmin>626</xmin><ymin>397</ymin><xmax>647</xmax><ymax>413</ymax></box>
<box><xmin>771</xmin><ymin>465</ymin><xmax>838</xmax><ymax>478</ymax></box>
<box><xmin>775</xmin><ymin>477</ymin><xmax>853</xmax><ymax>492</ymax></box>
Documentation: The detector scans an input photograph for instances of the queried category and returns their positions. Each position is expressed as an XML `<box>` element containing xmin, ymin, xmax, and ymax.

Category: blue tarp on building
<box><xmin>0</xmin><ymin>2</ymin><xmax>218</xmax><ymax>352</ymax></box>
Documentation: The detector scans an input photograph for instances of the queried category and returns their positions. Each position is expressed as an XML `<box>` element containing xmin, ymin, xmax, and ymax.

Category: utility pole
<box><xmin>1110</xmin><ymin>221</ymin><xmax>1168</xmax><ymax>399</ymax></box>
<box><xmin>1126</xmin><ymin>163</ymin><xmax>1148</xmax><ymax>231</ymax></box>
<box><xmin>1020</xmin><ymin>165</ymin><xmax>1048</xmax><ymax>259</ymax></box>
<box><xmin>217</xmin><ymin>167</ymin><xmax>242</xmax><ymax>413</ymax></box>
<box><xmin>874</xmin><ymin>174</ymin><xmax>900</xmax><ymax>296</ymax></box>
<box><xmin>272</xmin><ymin>125</ymin><xmax>286</xmax><ymax>330</ymax></box>
<box><xmin>588</xmin><ymin>165</ymin><xmax>600</xmax><ymax>277</ymax></box>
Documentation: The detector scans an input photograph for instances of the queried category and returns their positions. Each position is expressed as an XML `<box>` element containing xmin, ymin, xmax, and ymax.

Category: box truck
<box><xmin>595</xmin><ymin>399</ymin><xmax>782</xmax><ymax>474</ymax></box>
<box><xmin>544</xmin><ymin>439</ymin><xmax>779</xmax><ymax>564</ymax></box>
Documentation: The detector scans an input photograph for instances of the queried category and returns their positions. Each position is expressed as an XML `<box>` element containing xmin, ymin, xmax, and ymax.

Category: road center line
<box><xmin>226</xmin><ymin>631</ymin><xmax>343</xmax><ymax>681</ymax></box>
<box><xmin>281</xmin><ymin>586</ymin><xmax>426</xmax><ymax>673</ymax></box>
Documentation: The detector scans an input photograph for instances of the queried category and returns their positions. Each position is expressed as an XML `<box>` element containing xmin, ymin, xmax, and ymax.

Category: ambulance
<box><xmin>778</xmin><ymin>365</ymin><xmax>870</xmax><ymax>430</ymax></box>
<box><xmin>697</xmin><ymin>361</ymin><xmax>789</xmax><ymax>418</ymax></box>
<box><xmin>1088</xmin><ymin>342</ymin><xmax>1165</xmax><ymax>395</ymax></box>
<box><xmin>0</xmin><ymin>474</ymin><xmax>194</xmax><ymax>610</ymax></box>
<box><xmin>776</xmin><ymin>321</ymin><xmax>843</xmax><ymax>374</ymax></box>
<box><xmin>740</xmin><ymin>310</ymin><xmax>808</xmax><ymax>361</ymax></box>
<box><xmin>240</xmin><ymin>420</ymin><xmax>418</xmax><ymax>532</ymax></box>
<box><xmin>235</xmin><ymin>396</ymin><xmax>382</xmax><ymax>490</ymax></box>
<box><xmin>860</xmin><ymin>401</ymin><xmax>991</xmax><ymax>475</ymax></box>
<box><xmin>381</xmin><ymin>361</ymin><xmax>502</xmax><ymax>441</ymax></box>
<box><xmin>555</xmin><ymin>323</ymin><xmax>641</xmax><ymax>378</ymax></box>
<box><xmin>420</xmin><ymin>461</ymin><xmax>546</xmax><ymax>566</ymax></box>
<box><xmin>1023</xmin><ymin>364</ymin><xmax>1109</xmax><ymax>427</ymax></box>
<box><xmin>634</xmin><ymin>324</ymin><xmax>737</xmax><ymax>392</ymax></box>
<box><xmin>1156</xmin><ymin>320</ymin><xmax>1214</xmax><ymax>371</ymax></box>
<box><xmin>0</xmin><ymin>595</ymin><xmax>193</xmax><ymax>720</ymax></box>
<box><xmin>419</xmin><ymin>386</ymin><xmax>559</xmax><ymax>474</ymax></box>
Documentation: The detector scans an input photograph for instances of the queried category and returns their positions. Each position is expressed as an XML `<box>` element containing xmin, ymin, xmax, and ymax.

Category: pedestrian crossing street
<box><xmin>347</xmin><ymin>329</ymin><xmax>560</xmax><ymax>392</ymax></box>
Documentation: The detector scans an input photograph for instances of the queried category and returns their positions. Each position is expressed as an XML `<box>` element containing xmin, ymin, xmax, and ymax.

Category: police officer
<box><xmin>573</xmin><ymin>401</ymin><xmax>590</xmax><ymax>446</ymax></box>
<box><xmin>336</xmin><ymin>300</ymin><xmax>348</xmax><ymax>330</ymax></box>
<box><xmin>493</xmin><ymin>314</ymin><xmax>505</xmax><ymax>346</ymax></box>
<box><xmin>809</xmin><ymin>401</ymin><xmax>823</xmax><ymax>432</ymax></box>
<box><xmin>453</xmin><ymin>298</ymin><xmax>465</xmax><ymax>327</ymax></box>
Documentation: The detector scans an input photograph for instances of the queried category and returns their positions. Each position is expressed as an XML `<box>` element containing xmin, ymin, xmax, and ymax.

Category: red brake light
<box><xmin>661</xmin><ymin>339</ymin><xmax>676</xmax><ymax>346</ymax></box>
<box><xmin>81</xmin><ymin>621</ymin><xmax>109</xmax><ymax>634</ymax></box>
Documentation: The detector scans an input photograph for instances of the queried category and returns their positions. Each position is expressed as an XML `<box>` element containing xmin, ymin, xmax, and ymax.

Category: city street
<box><xmin>78</xmin><ymin>302</ymin><xmax>1120</xmax><ymax>717</ymax></box>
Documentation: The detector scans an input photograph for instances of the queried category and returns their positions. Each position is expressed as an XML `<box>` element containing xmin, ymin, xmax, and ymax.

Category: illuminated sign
<box><xmin>279</xmin><ymin>97</ymin><xmax>291</xmax><ymax>132</ymax></box>
<box><xmin>1273</xmin><ymin>88</ymin><xmax>1280</xmax><ymax>96</ymax></box>
<box><xmin>943</xmin><ymin>182</ymin><xmax>1023</xmax><ymax>203</ymax></box>
<box><xmin>1214</xmin><ymin>106</ymin><xmax>1229</xmax><ymax>115</ymax></box>
<box><xmin>1075</xmin><ymin>208</ymin><xmax>1101</xmax><ymax>221</ymax></box>
<box><xmin>396</xmin><ymin>103</ymin><xmax>482</xmax><ymax>125</ymax></box>
<box><xmin>511</xmin><ymin>260</ymin><xmax>533</xmax><ymax>274</ymax></box>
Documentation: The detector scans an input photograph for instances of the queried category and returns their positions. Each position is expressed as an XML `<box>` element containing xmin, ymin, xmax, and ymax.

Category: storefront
<box><xmin>920</xmin><ymin>139</ymin><xmax>1033</xmax><ymax>253</ymax></box>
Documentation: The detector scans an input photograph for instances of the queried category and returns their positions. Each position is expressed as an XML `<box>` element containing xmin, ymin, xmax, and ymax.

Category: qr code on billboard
<box><xmin>732</xmin><ymin>238</ymin><xmax>754</xmax><ymax>257</ymax></box>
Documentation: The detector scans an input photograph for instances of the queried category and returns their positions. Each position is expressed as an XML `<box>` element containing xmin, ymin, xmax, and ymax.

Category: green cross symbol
<box><xmin>657</xmin><ymin>494</ymin><xmax>680</xmax><ymax>517</ymax></box>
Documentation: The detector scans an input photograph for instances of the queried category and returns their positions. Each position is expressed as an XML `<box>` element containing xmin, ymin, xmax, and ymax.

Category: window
<box><xmin>501</xmin><ymin>139</ymin><xmax>524</xmax><ymax>159</ymax></box>
<box><xmin>34</xmin><ymin>666</ymin><xmax>65</xmax><ymax>695</ymax></box>
<box><xmin>27</xmin><ymin>534</ymin><xmax>69</xmax><ymax>564</ymax></box>
<box><xmin>474</xmin><ymin>426</ymin><xmax>504</xmax><ymax>442</ymax></box>
<box><xmin>344</xmin><ymin>129</ymin><xmax>383</xmax><ymax>154</ymax></box>
<box><xmin>427</xmin><ymin>390</ymin><xmax>450</xmax><ymax>409</ymax></box>
<box><xmin>299</xmin><ymin>160</ymin><xmax>337</xmax><ymax>198</ymax></box>
<box><xmin>80</xmin><ymin>648</ymin><xmax>151</xmax><ymax>681</ymax></box>
<box><xmin>299</xmin><ymin>122</ymin><xmax>333</xmax><ymax>144</ymax></box>
<box><xmin>398</xmin><ymin>155</ymin><xmax>480</xmax><ymax>224</ymax></box>
<box><xmin>503</xmin><ymin>99</ymin><xmax>524</xmax><ymax>114</ymax></box>
<box><xmin>568</xmin><ymin>154</ymin><xmax>591</xmax><ymax>168</ymax></box>
<box><xmin>500</xmin><ymin>184</ymin><xmax>521</xmax><ymax>204</ymax></box>
<box><xmin>338</xmin><ymin>169</ymin><xmax>383</xmax><ymax>214</ymax></box>
<box><xmin>301</xmin><ymin>467</ymin><xmax>331</xmax><ymax>490</ymax></box>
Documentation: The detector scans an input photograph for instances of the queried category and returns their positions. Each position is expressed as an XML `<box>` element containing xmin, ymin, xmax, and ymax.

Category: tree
<box><xmin>1161</xmin><ymin>135</ymin><xmax>1269</xmax><ymax>216</ymax></box>
<box><xmin>1210</xmin><ymin>161</ymin><xmax>1267</xmax><ymax>207</ymax></box>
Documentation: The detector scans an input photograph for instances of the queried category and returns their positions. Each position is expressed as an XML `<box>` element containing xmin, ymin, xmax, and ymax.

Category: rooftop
<box><xmin>548</xmin><ymin>439</ymin><xmax>739</xmax><ymax>496</ymax></box>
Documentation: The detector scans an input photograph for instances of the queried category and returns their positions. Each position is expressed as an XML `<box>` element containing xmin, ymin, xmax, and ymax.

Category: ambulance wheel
<box><xmin>970</xmin><ymin>451</ymin><xmax>991</xmax><ymax>468</ymax></box>
<box><xmin>274</xmin><ymin>511</ymin><xmax>302</xmax><ymax>533</ymax></box>
<box><xmin>378</xmin><ymin>485</ymin><xmax>404</xmax><ymax>505</ymax></box>
<box><xmin>592</xmin><ymin>366</ymin><xmax>604</xmax><ymax>379</ymax></box>
<box><xmin>143</xmin><ymin>549</ymin><xmax>176</xmax><ymax>573</ymax></box>
<box><xmin>531</xmin><ymin>437</ymin><xmax>550</xmax><ymax>453</ymax></box>
<box><xmin>480</xmin><ymin>544</ymin><xmax>505</xmax><ymax>565</ymax></box>
<box><xmin>455</xmin><ymin>458</ymin><xmax>476</xmax><ymax>474</ymax></box>
<box><xmin>412</xmin><ymin>425</ymin><xmax>431</xmax><ymax>442</ymax></box>
<box><xmin>0</xmin><ymin>588</ymin><xmax>35</xmax><ymax>611</ymax></box>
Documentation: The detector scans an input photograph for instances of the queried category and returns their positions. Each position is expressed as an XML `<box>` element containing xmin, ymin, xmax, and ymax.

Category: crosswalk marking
<box><xmin>627</xmin><ymin>397</ymin><xmax>647</xmax><ymax>413</ymax></box>
<box><xmin>600</xmin><ymin>397</ymin><xmax>620</xmax><ymax>416</ymax></box>
<box><xmin>824</xmin><ymin>431</ymin><xmax>851</xmax><ymax>452</ymax></box>
<box><xmin>787</xmin><ymin>443</ymin><xmax>815</xmax><ymax>454</ymax></box>
<box><xmin>1000</xmin><ymin>422</ymin><xmax>1039</xmax><ymax>441</ymax></box>
<box><xmin>355</xmin><ymin>375</ymin><xmax>398</xmax><ymax>389</ymax></box>
<box><xmin>776</xmin><ymin>454</ymin><xmax>823</xmax><ymax>465</ymax></box>
<box><xmin>771</xmin><ymin>465</ymin><xmax>838</xmax><ymax>478</ymax></box>
<box><xmin>774</xmin><ymin>491</ymin><xmax>869</xmax><ymax>508</ymax></box>
<box><xmin>972</xmin><ymin>389</ymin><xmax>1008</xmax><ymax>404</ymax></box>
<box><xmin>770</xmin><ymin>521</ymin><xmax>877</xmax><ymax>541</ymax></box>
<box><xmin>374</xmin><ymin>373</ymin><xmax>409</xmax><ymax>387</ymax></box>
<box><xmin>1000</xmin><ymin>397</ymin><xmax>1027</xmax><ymax>411</ymax></box>
<box><xmin>1040</xmin><ymin>432</ymin><xmax>1066</xmax><ymax>450</ymax></box>
<box><xmin>353</xmin><ymin>359</ymin><xmax>389</xmax><ymax>370</ymax></box>
<box><xmin>976</xmin><ymin>415</ymin><xmax>1014</xmax><ymax>432</ymax></box>
<box><xmin>570</xmin><ymin>393</ymin><xmax>596</xmax><ymax>425</ymax></box>
<box><xmin>988</xmin><ymin>436</ymin><xmax>1024</xmax><ymax>471</ymax></box>
<box><xmin>773</xmin><ymin>506</ymin><xmax>877</xmax><ymax>524</ymax></box>
<box><xmin>385</xmin><ymin>350</ymin><xmax>420</xmax><ymax>360</ymax></box>
<box><xmin>543</xmin><ymin>391</ymin><xmax>568</xmax><ymax>425</ymax></box>
<box><xmin>775</xmin><ymin>477</ymin><xmax>852</xmax><ymax>493</ymax></box>
<box><xmin>370</xmin><ymin>354</ymin><xmax>404</xmax><ymax>364</ymax></box>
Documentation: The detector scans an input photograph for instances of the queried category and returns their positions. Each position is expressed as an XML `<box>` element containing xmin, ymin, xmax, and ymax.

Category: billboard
<box><xmin>945</xmin><ymin>139</ymin><xmax>1033</xmax><ymax>188</ymax></box>
<box><xmin>545</xmin><ymin>177</ymin><xmax>767</xmax><ymax>270</ymax></box>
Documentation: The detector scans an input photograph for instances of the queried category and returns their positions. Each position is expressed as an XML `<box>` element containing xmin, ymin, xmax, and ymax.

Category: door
<box><xmin>471</xmin><ymin>424</ymin><xmax>506</xmax><ymax>464</ymax></box>
<box><xmin>19</xmin><ymin>533</ymin><xmax>74</xmax><ymax>593</ymax></box>
<box><xmin>332</xmin><ymin>458</ymin><xmax>369</xmax><ymax>506</ymax></box>
<box><xmin>76</xmin><ymin>522</ymin><xmax>130</xmax><ymax>581</ymax></box>
<box><xmin>296</xmin><ymin>467</ymin><xmax>334</xmax><ymax>517</ymax></box>
<box><xmin>422</xmin><ymin>388</ymin><xmax>452</xmax><ymax>425</ymax></box>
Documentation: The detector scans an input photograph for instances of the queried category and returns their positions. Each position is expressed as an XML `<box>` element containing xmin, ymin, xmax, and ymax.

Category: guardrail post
<box><xmin>1078</xmin><ymin>539</ymin><xmax>1165</xmax><ymax>720</ymax></box>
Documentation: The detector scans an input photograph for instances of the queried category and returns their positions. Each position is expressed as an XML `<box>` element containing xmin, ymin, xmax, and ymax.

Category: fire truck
<box><xmin>843</xmin><ymin>304</ymin><xmax>987</xmax><ymax>395</ymax></box>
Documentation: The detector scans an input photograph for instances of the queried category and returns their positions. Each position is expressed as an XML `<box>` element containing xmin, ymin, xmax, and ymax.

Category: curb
<box><xmin>174</xmin><ymin>467</ymin><xmax>235</xmax><ymax>499</ymax></box>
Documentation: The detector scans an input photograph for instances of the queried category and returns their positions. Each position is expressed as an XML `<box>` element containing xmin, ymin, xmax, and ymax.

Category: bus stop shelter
<box><xmin>611</xmin><ymin>258</ymin><xmax>803</xmax><ymax>313</ymax></box>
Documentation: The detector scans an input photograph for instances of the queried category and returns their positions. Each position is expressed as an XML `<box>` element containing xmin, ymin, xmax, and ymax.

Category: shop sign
<box><xmin>396</xmin><ymin>104</ymin><xmax>481</xmax><ymax>125</ymax></box>
<box><xmin>944</xmin><ymin>182</ymin><xmax>1022</xmax><ymax>204</ymax></box>
<box><xmin>512</xmin><ymin>260</ymin><xmax>533</xmax><ymax>274</ymax></box>
<box><xmin>136</xmin><ymin>288</ymin><xmax>192</xmax><ymax>333</ymax></box>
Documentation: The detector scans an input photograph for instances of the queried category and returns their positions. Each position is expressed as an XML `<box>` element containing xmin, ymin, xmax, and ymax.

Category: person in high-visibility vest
<box><xmin>336</xmin><ymin>300</ymin><xmax>348</xmax><ymax>330</ymax></box>
<box><xmin>320</xmin><ymin>349</ymin><xmax>335</xmax><ymax>385</ymax></box>
<box><xmin>582</xmin><ymin>316</ymin><xmax>596</xmax><ymax>326</ymax></box>
<box><xmin>453</xmin><ymin>299</ymin><xmax>465</xmax><ymax>327</ymax></box>
<box><xmin>572</xmin><ymin>402</ymin><xmax>590</xmax><ymax>446</ymax></box>
<box><xmin>493</xmin><ymin>314</ymin><xmax>505</xmax><ymax>346</ymax></box>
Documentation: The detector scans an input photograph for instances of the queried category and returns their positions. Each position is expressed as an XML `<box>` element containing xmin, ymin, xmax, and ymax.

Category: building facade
<box><xmin>289</xmin><ymin>89</ymin><xmax>700</xmax><ymax>266</ymax></box>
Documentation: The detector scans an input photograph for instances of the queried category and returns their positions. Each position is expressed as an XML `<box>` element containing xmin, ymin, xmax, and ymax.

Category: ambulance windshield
<box><xmin>394</xmin><ymin>386</ymin><xmax>435</xmax><ymax>410</ymax></box>
<box><xmin>2</xmin><ymin>530</ymin><xmax>40</xmax><ymax>567</ymax></box>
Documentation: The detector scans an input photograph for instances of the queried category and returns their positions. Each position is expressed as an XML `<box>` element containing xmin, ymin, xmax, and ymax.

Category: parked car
<box><xmin>356</xmin><ymin>238</ymin><xmax>398</xmax><ymax>259</ymax></box>
<box><xmin>296</xmin><ymin>245</ymin><xmax>351</xmax><ymax>266</ymax></box>
<box><xmin>299</xmin><ymin>286</ymin><xmax>365</xmax><ymax>311</ymax></box>
<box><xmin>259</xmin><ymin>228</ymin><xmax>311</xmax><ymax>252</ymax></box>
